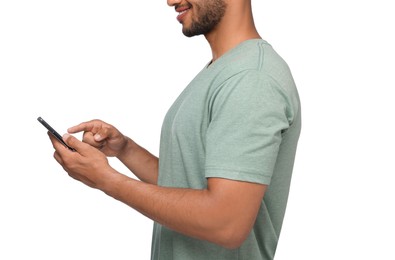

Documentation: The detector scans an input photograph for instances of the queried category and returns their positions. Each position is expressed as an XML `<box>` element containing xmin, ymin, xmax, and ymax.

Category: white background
<box><xmin>1</xmin><ymin>0</ymin><xmax>394</xmax><ymax>259</ymax></box>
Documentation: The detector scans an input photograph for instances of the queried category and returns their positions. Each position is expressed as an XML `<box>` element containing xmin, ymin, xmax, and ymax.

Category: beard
<box><xmin>182</xmin><ymin>0</ymin><xmax>227</xmax><ymax>37</ymax></box>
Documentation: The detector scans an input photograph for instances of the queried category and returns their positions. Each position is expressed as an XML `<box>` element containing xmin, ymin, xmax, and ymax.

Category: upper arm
<box><xmin>201</xmin><ymin>72</ymin><xmax>289</xmax><ymax>248</ymax></box>
<box><xmin>206</xmin><ymin>177</ymin><xmax>267</xmax><ymax>248</ymax></box>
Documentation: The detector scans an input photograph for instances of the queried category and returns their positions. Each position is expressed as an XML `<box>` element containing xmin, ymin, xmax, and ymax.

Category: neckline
<box><xmin>205</xmin><ymin>39</ymin><xmax>267</xmax><ymax>69</ymax></box>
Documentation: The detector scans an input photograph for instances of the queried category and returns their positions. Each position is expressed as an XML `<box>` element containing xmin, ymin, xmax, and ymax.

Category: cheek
<box><xmin>192</xmin><ymin>4</ymin><xmax>203</xmax><ymax>21</ymax></box>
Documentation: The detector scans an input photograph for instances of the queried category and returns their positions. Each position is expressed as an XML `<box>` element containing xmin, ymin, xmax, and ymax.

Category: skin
<box><xmin>49</xmin><ymin>0</ymin><xmax>266</xmax><ymax>249</ymax></box>
<box><xmin>171</xmin><ymin>0</ymin><xmax>261</xmax><ymax>61</ymax></box>
<box><xmin>178</xmin><ymin>0</ymin><xmax>227</xmax><ymax>37</ymax></box>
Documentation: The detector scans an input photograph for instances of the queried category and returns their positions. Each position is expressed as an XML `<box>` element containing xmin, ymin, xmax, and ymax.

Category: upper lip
<box><xmin>175</xmin><ymin>5</ymin><xmax>191</xmax><ymax>13</ymax></box>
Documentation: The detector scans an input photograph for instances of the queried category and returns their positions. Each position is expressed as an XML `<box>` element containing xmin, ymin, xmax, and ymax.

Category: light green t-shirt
<box><xmin>151</xmin><ymin>39</ymin><xmax>301</xmax><ymax>260</ymax></box>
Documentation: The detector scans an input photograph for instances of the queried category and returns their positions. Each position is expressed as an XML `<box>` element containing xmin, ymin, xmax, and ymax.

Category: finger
<box><xmin>47</xmin><ymin>131</ymin><xmax>70</xmax><ymax>152</ymax></box>
<box><xmin>67</xmin><ymin>120</ymin><xmax>101</xmax><ymax>134</ymax></box>
<box><xmin>53</xmin><ymin>150</ymin><xmax>63</xmax><ymax>165</ymax></box>
<box><xmin>68</xmin><ymin>120</ymin><xmax>111</xmax><ymax>142</ymax></box>
<box><xmin>92</xmin><ymin>126</ymin><xmax>110</xmax><ymax>142</ymax></box>
<box><xmin>62</xmin><ymin>133</ymin><xmax>87</xmax><ymax>153</ymax></box>
<box><xmin>82</xmin><ymin>131</ymin><xmax>105</xmax><ymax>149</ymax></box>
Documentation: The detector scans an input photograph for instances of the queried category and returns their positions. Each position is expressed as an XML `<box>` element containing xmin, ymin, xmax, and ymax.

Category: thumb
<box><xmin>63</xmin><ymin>133</ymin><xmax>83</xmax><ymax>152</ymax></box>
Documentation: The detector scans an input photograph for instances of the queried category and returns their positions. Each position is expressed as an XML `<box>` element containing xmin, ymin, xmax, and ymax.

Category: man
<box><xmin>48</xmin><ymin>0</ymin><xmax>301</xmax><ymax>259</ymax></box>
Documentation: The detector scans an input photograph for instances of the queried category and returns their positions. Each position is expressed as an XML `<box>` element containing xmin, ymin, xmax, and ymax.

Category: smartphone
<box><xmin>37</xmin><ymin>117</ymin><xmax>76</xmax><ymax>151</ymax></box>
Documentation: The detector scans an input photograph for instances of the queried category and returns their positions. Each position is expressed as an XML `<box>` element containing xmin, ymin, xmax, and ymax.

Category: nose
<box><xmin>167</xmin><ymin>0</ymin><xmax>182</xmax><ymax>7</ymax></box>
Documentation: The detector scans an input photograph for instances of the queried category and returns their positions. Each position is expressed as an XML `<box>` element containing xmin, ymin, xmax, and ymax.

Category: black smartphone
<box><xmin>37</xmin><ymin>117</ymin><xmax>76</xmax><ymax>151</ymax></box>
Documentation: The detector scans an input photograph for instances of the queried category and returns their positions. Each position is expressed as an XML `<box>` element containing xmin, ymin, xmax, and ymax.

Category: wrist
<box><xmin>116</xmin><ymin>137</ymin><xmax>136</xmax><ymax>160</ymax></box>
<box><xmin>99</xmin><ymin>169</ymin><xmax>127</xmax><ymax>197</ymax></box>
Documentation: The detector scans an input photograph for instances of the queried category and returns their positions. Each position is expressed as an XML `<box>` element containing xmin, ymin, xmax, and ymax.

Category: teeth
<box><xmin>178</xmin><ymin>9</ymin><xmax>189</xmax><ymax>15</ymax></box>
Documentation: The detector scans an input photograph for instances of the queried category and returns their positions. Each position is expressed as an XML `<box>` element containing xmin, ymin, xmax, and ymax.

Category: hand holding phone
<box><xmin>37</xmin><ymin>117</ymin><xmax>76</xmax><ymax>151</ymax></box>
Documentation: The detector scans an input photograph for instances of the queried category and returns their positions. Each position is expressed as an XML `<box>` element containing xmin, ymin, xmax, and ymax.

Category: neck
<box><xmin>205</xmin><ymin>0</ymin><xmax>261</xmax><ymax>62</ymax></box>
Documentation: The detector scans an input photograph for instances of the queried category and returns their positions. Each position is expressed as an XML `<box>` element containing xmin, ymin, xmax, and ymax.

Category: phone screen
<box><xmin>37</xmin><ymin>117</ymin><xmax>76</xmax><ymax>151</ymax></box>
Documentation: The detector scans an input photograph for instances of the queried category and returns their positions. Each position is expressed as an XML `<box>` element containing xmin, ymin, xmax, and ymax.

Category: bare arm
<box><xmin>50</xmin><ymin>133</ymin><xmax>266</xmax><ymax>249</ymax></box>
<box><xmin>105</xmin><ymin>175</ymin><xmax>266</xmax><ymax>249</ymax></box>
<box><xmin>68</xmin><ymin>120</ymin><xmax>158</xmax><ymax>184</ymax></box>
<box><xmin>116</xmin><ymin>137</ymin><xmax>159</xmax><ymax>185</ymax></box>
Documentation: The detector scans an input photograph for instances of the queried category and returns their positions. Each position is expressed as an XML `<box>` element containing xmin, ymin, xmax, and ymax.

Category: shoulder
<box><xmin>209</xmin><ymin>39</ymin><xmax>294</xmax><ymax>87</ymax></box>
<box><xmin>208</xmin><ymin>40</ymin><xmax>300</xmax><ymax>124</ymax></box>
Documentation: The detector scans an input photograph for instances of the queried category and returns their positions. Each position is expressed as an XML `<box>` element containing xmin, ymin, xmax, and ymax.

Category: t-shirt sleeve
<box><xmin>204</xmin><ymin>70</ymin><xmax>291</xmax><ymax>185</ymax></box>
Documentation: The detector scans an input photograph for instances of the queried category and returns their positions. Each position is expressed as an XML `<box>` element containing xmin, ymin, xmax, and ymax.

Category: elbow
<box><xmin>213</xmin><ymin>225</ymin><xmax>251</xmax><ymax>249</ymax></box>
<box><xmin>220</xmin><ymin>239</ymin><xmax>245</xmax><ymax>250</ymax></box>
<box><xmin>201</xmin><ymin>209</ymin><xmax>255</xmax><ymax>249</ymax></box>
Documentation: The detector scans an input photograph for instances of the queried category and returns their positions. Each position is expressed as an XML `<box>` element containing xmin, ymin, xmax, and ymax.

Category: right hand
<box><xmin>67</xmin><ymin>119</ymin><xmax>128</xmax><ymax>157</ymax></box>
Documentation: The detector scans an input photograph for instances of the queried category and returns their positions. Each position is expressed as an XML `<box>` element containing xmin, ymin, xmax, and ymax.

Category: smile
<box><xmin>175</xmin><ymin>5</ymin><xmax>191</xmax><ymax>23</ymax></box>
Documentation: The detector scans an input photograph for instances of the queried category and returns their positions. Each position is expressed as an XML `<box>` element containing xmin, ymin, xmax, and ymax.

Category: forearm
<box><xmin>116</xmin><ymin>137</ymin><xmax>159</xmax><ymax>185</ymax></box>
<box><xmin>101</xmin><ymin>174</ymin><xmax>252</xmax><ymax>249</ymax></box>
<box><xmin>57</xmin><ymin>127</ymin><xmax>253</xmax><ymax>247</ymax></box>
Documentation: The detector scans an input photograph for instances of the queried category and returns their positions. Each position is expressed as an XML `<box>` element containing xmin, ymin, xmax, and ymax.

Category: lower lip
<box><xmin>177</xmin><ymin>10</ymin><xmax>189</xmax><ymax>23</ymax></box>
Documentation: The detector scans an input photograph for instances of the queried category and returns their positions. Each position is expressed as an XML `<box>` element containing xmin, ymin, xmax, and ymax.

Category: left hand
<box><xmin>49</xmin><ymin>132</ymin><xmax>118</xmax><ymax>189</ymax></box>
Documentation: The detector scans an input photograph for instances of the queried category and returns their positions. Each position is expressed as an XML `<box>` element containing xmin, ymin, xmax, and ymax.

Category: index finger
<box><xmin>67</xmin><ymin>120</ymin><xmax>101</xmax><ymax>134</ymax></box>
